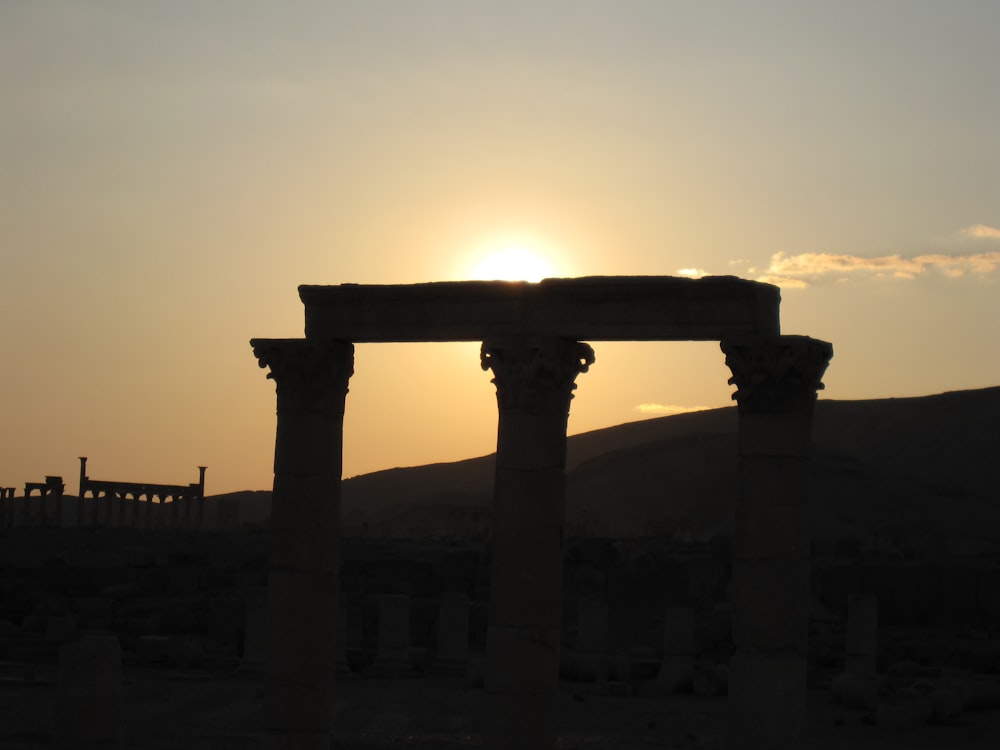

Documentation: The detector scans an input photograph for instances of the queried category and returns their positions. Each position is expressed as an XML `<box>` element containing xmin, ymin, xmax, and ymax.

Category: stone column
<box><xmin>480</xmin><ymin>336</ymin><xmax>594</xmax><ymax>750</ymax></box>
<box><xmin>722</xmin><ymin>335</ymin><xmax>832</xmax><ymax>750</ymax></box>
<box><xmin>252</xmin><ymin>337</ymin><xmax>353</xmax><ymax>750</ymax></box>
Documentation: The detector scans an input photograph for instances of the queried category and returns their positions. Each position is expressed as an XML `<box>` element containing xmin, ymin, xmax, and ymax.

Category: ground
<box><xmin>3</xmin><ymin>666</ymin><xmax>1000</xmax><ymax>749</ymax></box>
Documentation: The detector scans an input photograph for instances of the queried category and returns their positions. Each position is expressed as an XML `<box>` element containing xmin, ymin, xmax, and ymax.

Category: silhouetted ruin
<box><xmin>0</xmin><ymin>461</ymin><xmax>207</xmax><ymax>531</ymax></box>
<box><xmin>17</xmin><ymin>475</ymin><xmax>65</xmax><ymax>528</ymax></box>
<box><xmin>251</xmin><ymin>276</ymin><xmax>832</xmax><ymax>750</ymax></box>
<box><xmin>77</xmin><ymin>458</ymin><xmax>207</xmax><ymax>530</ymax></box>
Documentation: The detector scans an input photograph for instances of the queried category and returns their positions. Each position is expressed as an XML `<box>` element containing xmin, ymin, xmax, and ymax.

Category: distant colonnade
<box><xmin>0</xmin><ymin>459</ymin><xmax>206</xmax><ymax>530</ymax></box>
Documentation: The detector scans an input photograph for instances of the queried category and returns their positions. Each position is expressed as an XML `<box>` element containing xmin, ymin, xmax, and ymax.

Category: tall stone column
<box><xmin>480</xmin><ymin>336</ymin><xmax>594</xmax><ymax>750</ymax></box>
<box><xmin>722</xmin><ymin>335</ymin><xmax>832</xmax><ymax>750</ymax></box>
<box><xmin>252</xmin><ymin>338</ymin><xmax>353</xmax><ymax>750</ymax></box>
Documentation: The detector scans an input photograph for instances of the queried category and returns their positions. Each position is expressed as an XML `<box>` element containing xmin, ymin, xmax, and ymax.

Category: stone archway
<box><xmin>251</xmin><ymin>276</ymin><xmax>832</xmax><ymax>750</ymax></box>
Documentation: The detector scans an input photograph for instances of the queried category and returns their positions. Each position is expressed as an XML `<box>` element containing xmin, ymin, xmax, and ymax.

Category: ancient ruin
<box><xmin>76</xmin><ymin>458</ymin><xmax>207</xmax><ymax>530</ymax></box>
<box><xmin>20</xmin><ymin>476</ymin><xmax>65</xmax><ymax>527</ymax></box>
<box><xmin>251</xmin><ymin>276</ymin><xmax>832</xmax><ymax>750</ymax></box>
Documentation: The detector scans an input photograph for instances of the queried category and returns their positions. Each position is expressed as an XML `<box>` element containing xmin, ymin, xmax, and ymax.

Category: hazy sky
<box><xmin>3</xmin><ymin>2</ymin><xmax>998</xmax><ymax>495</ymax></box>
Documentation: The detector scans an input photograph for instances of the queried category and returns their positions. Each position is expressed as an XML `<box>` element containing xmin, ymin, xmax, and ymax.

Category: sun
<box><xmin>470</xmin><ymin>246</ymin><xmax>556</xmax><ymax>282</ymax></box>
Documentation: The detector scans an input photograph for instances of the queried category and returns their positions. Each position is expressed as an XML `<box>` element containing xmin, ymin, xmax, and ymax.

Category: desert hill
<box><xmin>216</xmin><ymin>386</ymin><xmax>1000</xmax><ymax>552</ymax></box>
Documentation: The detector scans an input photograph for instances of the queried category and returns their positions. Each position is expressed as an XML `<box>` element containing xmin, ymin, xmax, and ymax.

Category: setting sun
<box><xmin>470</xmin><ymin>246</ymin><xmax>556</xmax><ymax>282</ymax></box>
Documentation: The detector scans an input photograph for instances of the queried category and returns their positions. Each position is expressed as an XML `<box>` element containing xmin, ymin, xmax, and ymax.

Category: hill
<box><xmin>217</xmin><ymin>386</ymin><xmax>1000</xmax><ymax>553</ymax></box>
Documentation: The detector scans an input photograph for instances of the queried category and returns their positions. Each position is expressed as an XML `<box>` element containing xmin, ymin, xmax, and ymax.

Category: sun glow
<box><xmin>469</xmin><ymin>246</ymin><xmax>557</xmax><ymax>282</ymax></box>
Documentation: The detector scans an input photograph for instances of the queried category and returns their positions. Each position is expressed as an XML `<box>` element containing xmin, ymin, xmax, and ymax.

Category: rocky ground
<box><xmin>2</xmin><ymin>528</ymin><xmax>1000</xmax><ymax>748</ymax></box>
<box><xmin>4</xmin><ymin>667</ymin><xmax>1000</xmax><ymax>749</ymax></box>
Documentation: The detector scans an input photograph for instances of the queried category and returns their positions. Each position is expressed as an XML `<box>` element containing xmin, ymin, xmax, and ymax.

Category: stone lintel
<box><xmin>300</xmin><ymin>276</ymin><xmax>780</xmax><ymax>342</ymax></box>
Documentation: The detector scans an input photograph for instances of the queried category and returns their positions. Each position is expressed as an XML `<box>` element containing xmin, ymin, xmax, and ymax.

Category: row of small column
<box><xmin>251</xmin><ymin>333</ymin><xmax>831</xmax><ymax>750</ymax></box>
<box><xmin>0</xmin><ymin>490</ymin><xmax>204</xmax><ymax>530</ymax></box>
<box><xmin>0</xmin><ymin>479</ymin><xmax>64</xmax><ymax>528</ymax></box>
<box><xmin>75</xmin><ymin>491</ymin><xmax>204</xmax><ymax>530</ymax></box>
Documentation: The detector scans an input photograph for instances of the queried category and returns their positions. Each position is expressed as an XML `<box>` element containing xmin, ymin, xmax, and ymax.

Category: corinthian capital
<box><xmin>721</xmin><ymin>335</ymin><xmax>833</xmax><ymax>414</ymax></box>
<box><xmin>481</xmin><ymin>337</ymin><xmax>595</xmax><ymax>414</ymax></box>
<box><xmin>251</xmin><ymin>338</ymin><xmax>354</xmax><ymax>411</ymax></box>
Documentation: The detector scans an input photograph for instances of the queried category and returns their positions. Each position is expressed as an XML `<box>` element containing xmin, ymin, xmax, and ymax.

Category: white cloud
<box><xmin>755</xmin><ymin>249</ymin><xmax>1000</xmax><ymax>288</ymax></box>
<box><xmin>635</xmin><ymin>403</ymin><xmax>712</xmax><ymax>416</ymax></box>
<box><xmin>963</xmin><ymin>224</ymin><xmax>1000</xmax><ymax>239</ymax></box>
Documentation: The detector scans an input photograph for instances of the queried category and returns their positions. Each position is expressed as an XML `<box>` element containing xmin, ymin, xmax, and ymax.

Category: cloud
<box><xmin>635</xmin><ymin>403</ymin><xmax>712</xmax><ymax>416</ymax></box>
<box><xmin>963</xmin><ymin>224</ymin><xmax>1000</xmax><ymax>239</ymax></box>
<box><xmin>756</xmin><ymin>249</ymin><xmax>1000</xmax><ymax>288</ymax></box>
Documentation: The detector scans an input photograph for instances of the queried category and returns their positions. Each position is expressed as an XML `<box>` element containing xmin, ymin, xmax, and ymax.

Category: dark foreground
<box><xmin>3</xmin><ymin>665</ymin><xmax>1000</xmax><ymax>749</ymax></box>
<box><xmin>3</xmin><ymin>528</ymin><xmax>1000</xmax><ymax>748</ymax></box>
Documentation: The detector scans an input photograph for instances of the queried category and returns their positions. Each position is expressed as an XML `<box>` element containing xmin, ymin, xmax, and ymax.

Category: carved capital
<box><xmin>251</xmin><ymin>338</ymin><xmax>354</xmax><ymax>412</ymax></box>
<box><xmin>722</xmin><ymin>336</ymin><xmax>833</xmax><ymax>414</ymax></box>
<box><xmin>481</xmin><ymin>337</ymin><xmax>595</xmax><ymax>413</ymax></box>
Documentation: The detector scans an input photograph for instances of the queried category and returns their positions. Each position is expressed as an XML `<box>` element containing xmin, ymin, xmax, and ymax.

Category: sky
<box><xmin>2</xmin><ymin>1</ymin><xmax>998</xmax><ymax>496</ymax></box>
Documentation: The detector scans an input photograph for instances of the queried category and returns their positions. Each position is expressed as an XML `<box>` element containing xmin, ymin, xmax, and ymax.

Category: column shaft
<box><xmin>481</xmin><ymin>337</ymin><xmax>593</xmax><ymax>750</ymax></box>
<box><xmin>722</xmin><ymin>335</ymin><xmax>832</xmax><ymax>750</ymax></box>
<box><xmin>252</xmin><ymin>338</ymin><xmax>353</xmax><ymax>749</ymax></box>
